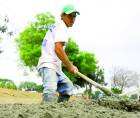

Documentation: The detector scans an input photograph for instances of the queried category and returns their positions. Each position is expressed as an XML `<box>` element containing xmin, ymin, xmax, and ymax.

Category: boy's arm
<box><xmin>55</xmin><ymin>42</ymin><xmax>78</xmax><ymax>74</ymax></box>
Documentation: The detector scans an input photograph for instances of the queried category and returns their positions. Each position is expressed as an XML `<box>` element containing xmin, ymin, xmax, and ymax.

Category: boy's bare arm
<box><xmin>55</xmin><ymin>42</ymin><xmax>78</xmax><ymax>73</ymax></box>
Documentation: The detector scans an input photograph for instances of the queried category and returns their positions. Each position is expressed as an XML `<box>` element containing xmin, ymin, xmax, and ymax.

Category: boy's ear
<box><xmin>61</xmin><ymin>13</ymin><xmax>65</xmax><ymax>20</ymax></box>
<box><xmin>61</xmin><ymin>13</ymin><xmax>66</xmax><ymax>17</ymax></box>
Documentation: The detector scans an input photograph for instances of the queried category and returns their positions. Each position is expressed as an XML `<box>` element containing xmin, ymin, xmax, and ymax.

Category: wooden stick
<box><xmin>76</xmin><ymin>71</ymin><xmax>113</xmax><ymax>96</ymax></box>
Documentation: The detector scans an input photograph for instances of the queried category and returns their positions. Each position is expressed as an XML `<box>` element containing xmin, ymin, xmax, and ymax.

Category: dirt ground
<box><xmin>0</xmin><ymin>88</ymin><xmax>140</xmax><ymax>118</ymax></box>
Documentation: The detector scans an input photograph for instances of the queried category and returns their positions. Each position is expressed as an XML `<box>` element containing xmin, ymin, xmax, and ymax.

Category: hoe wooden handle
<box><xmin>76</xmin><ymin>71</ymin><xmax>113</xmax><ymax>96</ymax></box>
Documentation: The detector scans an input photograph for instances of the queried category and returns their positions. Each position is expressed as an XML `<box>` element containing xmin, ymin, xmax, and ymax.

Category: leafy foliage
<box><xmin>92</xmin><ymin>91</ymin><xmax>103</xmax><ymax>99</ymax></box>
<box><xmin>82</xmin><ymin>89</ymin><xmax>103</xmax><ymax>99</ymax></box>
<box><xmin>16</xmin><ymin>12</ymin><xmax>55</xmax><ymax>68</ymax></box>
<box><xmin>19</xmin><ymin>81</ymin><xmax>43</xmax><ymax>92</ymax></box>
<box><xmin>74</xmin><ymin>52</ymin><xmax>97</xmax><ymax>87</ymax></box>
<box><xmin>19</xmin><ymin>81</ymin><xmax>37</xmax><ymax>91</ymax></box>
<box><xmin>76</xmin><ymin>52</ymin><xmax>97</xmax><ymax>75</ymax></box>
<box><xmin>35</xmin><ymin>84</ymin><xmax>43</xmax><ymax>93</ymax></box>
<box><xmin>111</xmin><ymin>87</ymin><xmax>122</xmax><ymax>94</ymax></box>
<box><xmin>0</xmin><ymin>79</ymin><xmax>17</xmax><ymax>89</ymax></box>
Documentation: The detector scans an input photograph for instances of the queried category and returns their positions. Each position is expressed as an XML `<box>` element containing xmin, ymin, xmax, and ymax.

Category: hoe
<box><xmin>76</xmin><ymin>71</ymin><xmax>113</xmax><ymax>96</ymax></box>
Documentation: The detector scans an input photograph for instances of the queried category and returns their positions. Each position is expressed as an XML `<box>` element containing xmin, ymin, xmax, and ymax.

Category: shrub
<box><xmin>111</xmin><ymin>87</ymin><xmax>122</xmax><ymax>94</ymax></box>
<box><xmin>36</xmin><ymin>85</ymin><xmax>43</xmax><ymax>93</ymax></box>
<box><xmin>92</xmin><ymin>91</ymin><xmax>103</xmax><ymax>99</ymax></box>
<box><xmin>0</xmin><ymin>79</ymin><xmax>17</xmax><ymax>89</ymax></box>
<box><xmin>19</xmin><ymin>81</ymin><xmax>37</xmax><ymax>91</ymax></box>
<box><xmin>19</xmin><ymin>81</ymin><xmax>43</xmax><ymax>92</ymax></box>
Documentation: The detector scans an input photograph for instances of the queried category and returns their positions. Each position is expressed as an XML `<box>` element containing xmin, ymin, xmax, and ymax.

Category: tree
<box><xmin>16</xmin><ymin>12</ymin><xmax>55</xmax><ymax>68</ymax></box>
<box><xmin>76</xmin><ymin>52</ymin><xmax>97</xmax><ymax>75</ymax></box>
<box><xmin>62</xmin><ymin>38</ymin><xmax>80</xmax><ymax>83</ymax></box>
<box><xmin>75</xmin><ymin>51</ymin><xmax>97</xmax><ymax>88</ymax></box>
<box><xmin>111</xmin><ymin>67</ymin><xmax>140</xmax><ymax>91</ymax></box>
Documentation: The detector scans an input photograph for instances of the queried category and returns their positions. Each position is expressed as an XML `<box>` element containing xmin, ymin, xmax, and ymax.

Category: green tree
<box><xmin>75</xmin><ymin>52</ymin><xmax>97</xmax><ymax>87</ymax></box>
<box><xmin>76</xmin><ymin>52</ymin><xmax>97</xmax><ymax>75</ymax></box>
<box><xmin>62</xmin><ymin>38</ymin><xmax>80</xmax><ymax>82</ymax></box>
<box><xmin>16</xmin><ymin>12</ymin><xmax>55</xmax><ymax>68</ymax></box>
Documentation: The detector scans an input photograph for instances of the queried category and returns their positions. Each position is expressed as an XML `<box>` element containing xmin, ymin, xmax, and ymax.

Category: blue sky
<box><xmin>0</xmin><ymin>0</ymin><xmax>140</xmax><ymax>85</ymax></box>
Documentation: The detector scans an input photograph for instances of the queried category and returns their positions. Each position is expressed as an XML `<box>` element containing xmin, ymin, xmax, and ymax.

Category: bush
<box><xmin>111</xmin><ymin>87</ymin><xmax>122</xmax><ymax>94</ymax></box>
<box><xmin>92</xmin><ymin>91</ymin><xmax>103</xmax><ymax>99</ymax></box>
<box><xmin>82</xmin><ymin>89</ymin><xmax>104</xmax><ymax>99</ymax></box>
<box><xmin>0</xmin><ymin>79</ymin><xmax>17</xmax><ymax>89</ymax></box>
<box><xmin>82</xmin><ymin>89</ymin><xmax>93</xmax><ymax>98</ymax></box>
<box><xmin>19</xmin><ymin>81</ymin><xmax>37</xmax><ymax>91</ymax></box>
<box><xmin>19</xmin><ymin>81</ymin><xmax>43</xmax><ymax>92</ymax></box>
<box><xmin>120</xmin><ymin>94</ymin><xmax>129</xmax><ymax>100</ymax></box>
<box><xmin>36</xmin><ymin>85</ymin><xmax>43</xmax><ymax>93</ymax></box>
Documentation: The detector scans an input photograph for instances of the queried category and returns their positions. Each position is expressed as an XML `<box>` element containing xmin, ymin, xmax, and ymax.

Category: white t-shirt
<box><xmin>37</xmin><ymin>20</ymin><xmax>70</xmax><ymax>74</ymax></box>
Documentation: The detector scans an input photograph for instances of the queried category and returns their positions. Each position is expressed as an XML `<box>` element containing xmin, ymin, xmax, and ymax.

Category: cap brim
<box><xmin>65</xmin><ymin>10</ymin><xmax>80</xmax><ymax>15</ymax></box>
<box><xmin>75</xmin><ymin>11</ymin><xmax>80</xmax><ymax>15</ymax></box>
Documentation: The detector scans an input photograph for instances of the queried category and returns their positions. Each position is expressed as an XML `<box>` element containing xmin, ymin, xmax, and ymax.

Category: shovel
<box><xmin>75</xmin><ymin>71</ymin><xmax>113</xmax><ymax>96</ymax></box>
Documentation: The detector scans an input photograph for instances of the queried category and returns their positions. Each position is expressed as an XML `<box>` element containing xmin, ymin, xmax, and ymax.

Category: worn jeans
<box><xmin>38</xmin><ymin>67</ymin><xmax>74</xmax><ymax>102</ymax></box>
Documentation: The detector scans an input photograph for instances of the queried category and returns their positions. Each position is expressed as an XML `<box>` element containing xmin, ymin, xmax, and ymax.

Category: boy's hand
<box><xmin>67</xmin><ymin>64</ymin><xmax>78</xmax><ymax>74</ymax></box>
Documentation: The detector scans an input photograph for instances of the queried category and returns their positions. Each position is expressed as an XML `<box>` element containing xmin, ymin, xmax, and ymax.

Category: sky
<box><xmin>0</xmin><ymin>0</ymin><xmax>140</xmax><ymax>86</ymax></box>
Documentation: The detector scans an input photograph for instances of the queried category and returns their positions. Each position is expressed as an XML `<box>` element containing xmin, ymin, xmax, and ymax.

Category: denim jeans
<box><xmin>38</xmin><ymin>67</ymin><xmax>74</xmax><ymax>102</ymax></box>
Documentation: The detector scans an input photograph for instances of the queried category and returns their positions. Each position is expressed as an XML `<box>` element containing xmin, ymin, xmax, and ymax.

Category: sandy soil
<box><xmin>0</xmin><ymin>88</ymin><xmax>140</xmax><ymax>118</ymax></box>
<box><xmin>0</xmin><ymin>88</ymin><xmax>42</xmax><ymax>104</ymax></box>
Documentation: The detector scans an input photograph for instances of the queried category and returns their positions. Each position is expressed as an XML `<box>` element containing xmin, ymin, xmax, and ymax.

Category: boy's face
<box><xmin>62</xmin><ymin>12</ymin><xmax>77</xmax><ymax>27</ymax></box>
